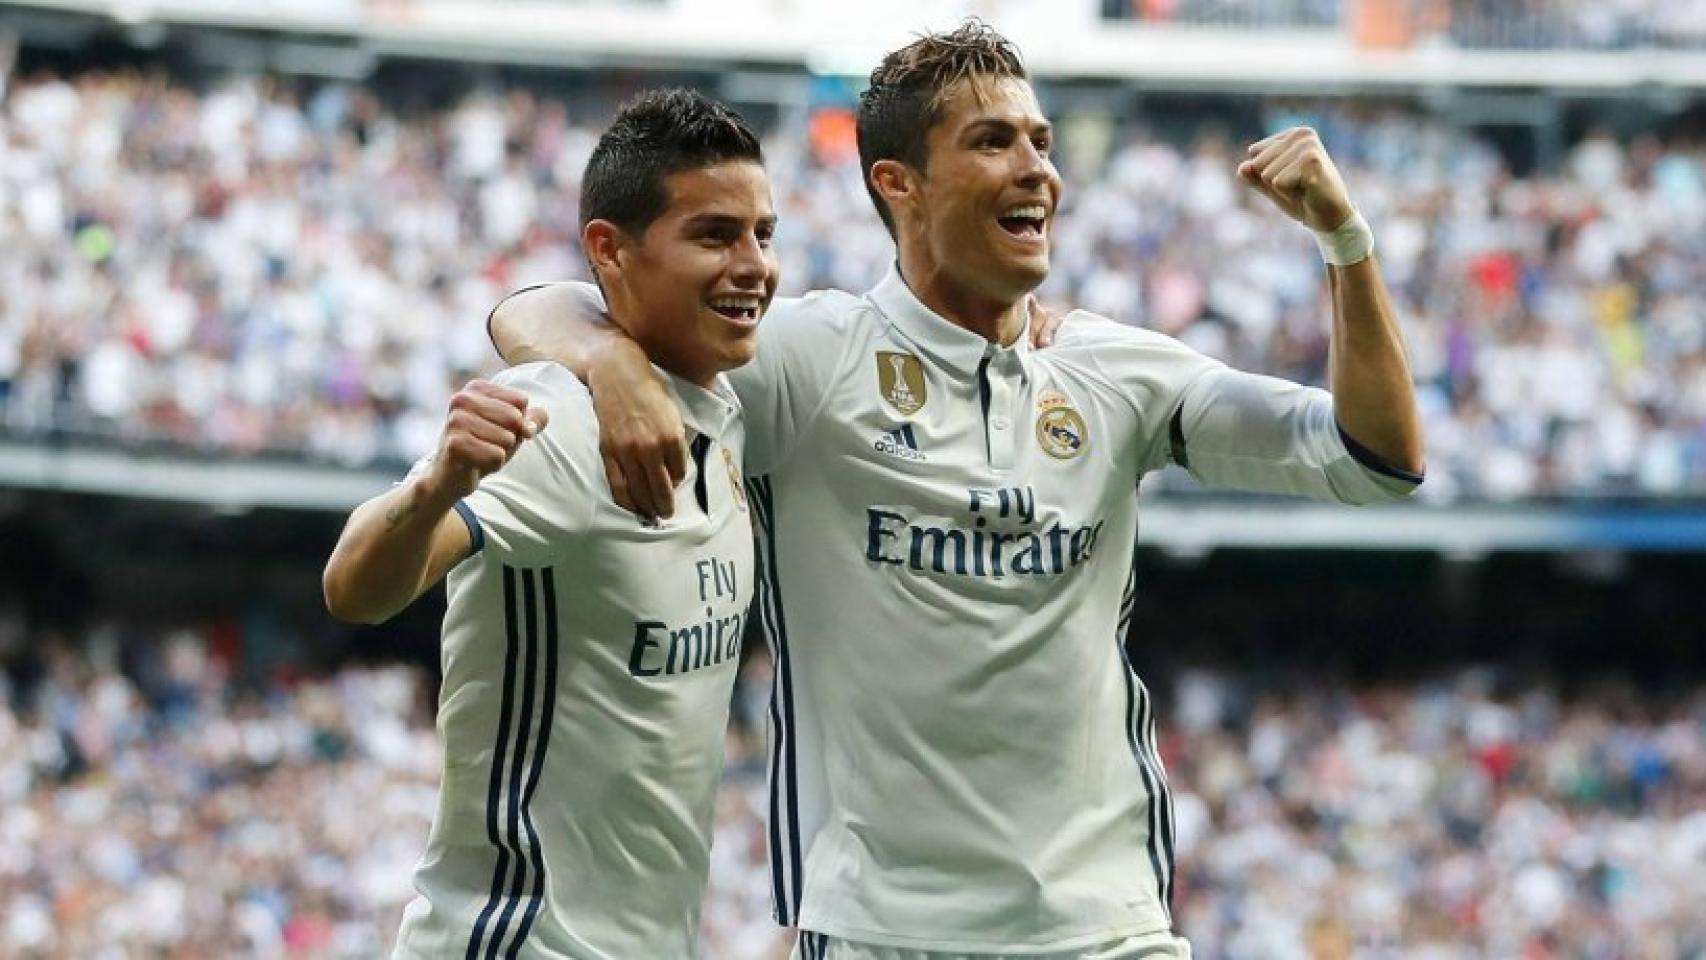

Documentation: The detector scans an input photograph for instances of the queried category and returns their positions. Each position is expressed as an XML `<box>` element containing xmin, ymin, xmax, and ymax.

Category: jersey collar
<box><xmin>657</xmin><ymin>366</ymin><xmax>740</xmax><ymax>443</ymax></box>
<box><xmin>865</xmin><ymin>264</ymin><xmax>1032</xmax><ymax>379</ymax></box>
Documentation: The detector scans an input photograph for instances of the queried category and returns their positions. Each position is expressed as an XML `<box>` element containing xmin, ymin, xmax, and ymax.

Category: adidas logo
<box><xmin>873</xmin><ymin>424</ymin><xmax>927</xmax><ymax>462</ymax></box>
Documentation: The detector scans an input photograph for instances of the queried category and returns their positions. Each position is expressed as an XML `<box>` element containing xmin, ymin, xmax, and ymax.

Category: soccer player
<box><xmin>321</xmin><ymin>88</ymin><xmax>776</xmax><ymax>958</ymax></box>
<box><xmin>489</xmin><ymin>23</ymin><xmax>1423</xmax><ymax>960</ymax></box>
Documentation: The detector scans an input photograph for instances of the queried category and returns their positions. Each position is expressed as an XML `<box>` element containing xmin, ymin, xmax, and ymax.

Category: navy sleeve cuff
<box><xmin>1336</xmin><ymin>422</ymin><xmax>1424</xmax><ymax>486</ymax></box>
<box><xmin>452</xmin><ymin>500</ymin><xmax>485</xmax><ymax>553</ymax></box>
<box><xmin>1168</xmin><ymin>406</ymin><xmax>1191</xmax><ymax>470</ymax></box>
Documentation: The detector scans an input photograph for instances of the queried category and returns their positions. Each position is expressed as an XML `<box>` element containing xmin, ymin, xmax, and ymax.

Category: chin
<box><xmin>719</xmin><ymin>342</ymin><xmax>759</xmax><ymax>371</ymax></box>
<box><xmin>994</xmin><ymin>262</ymin><xmax>1049</xmax><ymax>299</ymax></box>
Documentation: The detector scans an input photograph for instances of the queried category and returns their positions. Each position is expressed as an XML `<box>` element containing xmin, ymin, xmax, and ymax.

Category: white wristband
<box><xmin>1314</xmin><ymin>210</ymin><xmax>1374</xmax><ymax>267</ymax></box>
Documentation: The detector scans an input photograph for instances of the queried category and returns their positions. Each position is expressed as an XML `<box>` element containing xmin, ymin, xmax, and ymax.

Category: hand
<box><xmin>589</xmin><ymin>339</ymin><xmax>687</xmax><ymax>520</ymax></box>
<box><xmin>1238</xmin><ymin>127</ymin><xmax>1354</xmax><ymax>233</ymax></box>
<box><xmin>1027</xmin><ymin>294</ymin><xmax>1063</xmax><ymax>349</ymax></box>
<box><xmin>424</xmin><ymin>380</ymin><xmax>548</xmax><ymax>504</ymax></box>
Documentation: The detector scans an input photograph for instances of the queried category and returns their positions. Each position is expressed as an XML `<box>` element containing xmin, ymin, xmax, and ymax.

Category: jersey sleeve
<box><xmin>456</xmin><ymin>362</ymin><xmax>602</xmax><ymax>564</ymax></box>
<box><xmin>1070</xmin><ymin>312</ymin><xmax>1421</xmax><ymax>505</ymax></box>
<box><xmin>725</xmin><ymin>289</ymin><xmax>864</xmax><ymax>475</ymax></box>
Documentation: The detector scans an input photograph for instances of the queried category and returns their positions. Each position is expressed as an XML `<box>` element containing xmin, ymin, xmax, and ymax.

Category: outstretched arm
<box><xmin>323</xmin><ymin>380</ymin><xmax>547</xmax><ymax>624</ymax></box>
<box><xmin>1238</xmin><ymin>127</ymin><xmax>1424</xmax><ymax>478</ymax></box>
<box><xmin>489</xmin><ymin>283</ymin><xmax>686</xmax><ymax>519</ymax></box>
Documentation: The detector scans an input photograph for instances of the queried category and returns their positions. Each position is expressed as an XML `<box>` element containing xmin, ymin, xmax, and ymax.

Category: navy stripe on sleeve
<box><xmin>1167</xmin><ymin>407</ymin><xmax>1190</xmax><ymax>470</ymax></box>
<box><xmin>1336</xmin><ymin>421</ymin><xmax>1425</xmax><ymax>485</ymax></box>
<box><xmin>453</xmin><ymin>500</ymin><xmax>485</xmax><ymax>553</ymax></box>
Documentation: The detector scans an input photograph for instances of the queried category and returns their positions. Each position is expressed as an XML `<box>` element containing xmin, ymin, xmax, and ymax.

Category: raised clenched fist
<box><xmin>1237</xmin><ymin>127</ymin><xmax>1355</xmax><ymax>234</ymax></box>
<box><xmin>425</xmin><ymin>379</ymin><xmax>549</xmax><ymax>503</ymax></box>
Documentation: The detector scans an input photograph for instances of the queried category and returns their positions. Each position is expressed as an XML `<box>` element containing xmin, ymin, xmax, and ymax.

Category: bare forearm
<box><xmin>323</xmin><ymin>479</ymin><xmax>459</xmax><ymax>624</ymax></box>
<box><xmin>490</xmin><ymin>282</ymin><xmax>622</xmax><ymax>372</ymax></box>
<box><xmin>1327</xmin><ymin>256</ymin><xmax>1424</xmax><ymax>475</ymax></box>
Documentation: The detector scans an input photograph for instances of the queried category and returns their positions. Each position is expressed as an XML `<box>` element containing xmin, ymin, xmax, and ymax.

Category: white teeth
<box><xmin>709</xmin><ymin>296</ymin><xmax>762</xmax><ymax>313</ymax></box>
<box><xmin>1001</xmin><ymin>205</ymin><xmax>1046</xmax><ymax>222</ymax></box>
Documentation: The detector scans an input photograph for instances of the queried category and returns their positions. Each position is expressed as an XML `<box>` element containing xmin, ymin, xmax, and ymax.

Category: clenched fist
<box><xmin>1238</xmin><ymin>127</ymin><xmax>1354</xmax><ymax>233</ymax></box>
<box><xmin>424</xmin><ymin>379</ymin><xmax>549</xmax><ymax>503</ymax></box>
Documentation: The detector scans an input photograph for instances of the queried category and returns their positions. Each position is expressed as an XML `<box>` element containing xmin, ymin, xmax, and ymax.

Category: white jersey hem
<box><xmin>796</xmin><ymin>916</ymin><xmax>1175</xmax><ymax>956</ymax></box>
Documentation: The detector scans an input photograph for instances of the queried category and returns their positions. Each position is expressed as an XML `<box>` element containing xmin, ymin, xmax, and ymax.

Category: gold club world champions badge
<box><xmin>1035</xmin><ymin>389</ymin><xmax>1088</xmax><ymax>460</ymax></box>
<box><xmin>876</xmin><ymin>351</ymin><xmax>927</xmax><ymax>416</ymax></box>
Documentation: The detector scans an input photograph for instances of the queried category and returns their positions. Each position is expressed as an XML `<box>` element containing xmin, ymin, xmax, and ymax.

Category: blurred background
<box><xmin>1</xmin><ymin>0</ymin><xmax>1704</xmax><ymax>956</ymax></box>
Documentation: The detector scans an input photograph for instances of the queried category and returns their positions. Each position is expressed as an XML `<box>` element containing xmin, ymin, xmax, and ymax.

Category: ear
<box><xmin>582</xmin><ymin>219</ymin><xmax>628</xmax><ymax>282</ymax></box>
<box><xmin>870</xmin><ymin>159</ymin><xmax>918</xmax><ymax>220</ymax></box>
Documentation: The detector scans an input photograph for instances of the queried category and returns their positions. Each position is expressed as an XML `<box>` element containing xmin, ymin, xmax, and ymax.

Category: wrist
<box><xmin>1314</xmin><ymin>209</ymin><xmax>1374</xmax><ymax>267</ymax></box>
<box><xmin>587</xmin><ymin>337</ymin><xmax>656</xmax><ymax>395</ymax></box>
<box><xmin>408</xmin><ymin>467</ymin><xmax>463</xmax><ymax>517</ymax></box>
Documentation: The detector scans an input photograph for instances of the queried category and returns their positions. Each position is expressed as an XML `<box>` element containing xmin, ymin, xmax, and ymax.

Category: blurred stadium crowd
<box><xmin>3</xmin><ymin>627</ymin><xmax>1703</xmax><ymax>957</ymax></box>
<box><xmin>1107</xmin><ymin>0</ymin><xmax>1706</xmax><ymax>50</ymax></box>
<box><xmin>0</xmin><ymin>69</ymin><xmax>1704</xmax><ymax>500</ymax></box>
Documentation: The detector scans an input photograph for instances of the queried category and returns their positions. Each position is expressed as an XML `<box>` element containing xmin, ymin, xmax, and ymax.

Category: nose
<box><xmin>728</xmin><ymin>232</ymin><xmax>771</xmax><ymax>289</ymax></box>
<box><xmin>1014</xmin><ymin>138</ymin><xmax>1050</xmax><ymax>190</ymax></box>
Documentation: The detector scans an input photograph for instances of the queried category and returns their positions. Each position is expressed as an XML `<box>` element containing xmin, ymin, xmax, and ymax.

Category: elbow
<box><xmin>1339</xmin><ymin>471</ymin><xmax>1424</xmax><ymax>506</ymax></box>
<box><xmin>322</xmin><ymin>564</ymin><xmax>391</xmax><ymax>626</ymax></box>
<box><xmin>1333</xmin><ymin>421</ymin><xmax>1425</xmax><ymax>502</ymax></box>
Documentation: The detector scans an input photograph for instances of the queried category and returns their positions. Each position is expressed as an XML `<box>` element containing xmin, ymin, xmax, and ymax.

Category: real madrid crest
<box><xmin>723</xmin><ymin>447</ymin><xmax>748</xmax><ymax>512</ymax></box>
<box><xmin>876</xmin><ymin>351</ymin><xmax>927</xmax><ymax>416</ymax></box>
<box><xmin>1035</xmin><ymin>389</ymin><xmax>1088</xmax><ymax>460</ymax></box>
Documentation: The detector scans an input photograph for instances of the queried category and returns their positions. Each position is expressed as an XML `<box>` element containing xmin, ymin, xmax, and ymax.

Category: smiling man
<box><xmin>488</xmin><ymin>22</ymin><xmax>1423</xmax><ymax>960</ymax></box>
<box><xmin>323</xmin><ymin>88</ymin><xmax>774</xmax><ymax>958</ymax></box>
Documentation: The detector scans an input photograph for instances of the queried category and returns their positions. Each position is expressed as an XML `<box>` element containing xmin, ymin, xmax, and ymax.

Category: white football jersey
<box><xmin>726</xmin><ymin>267</ymin><xmax>1419</xmax><ymax>952</ymax></box>
<box><xmin>393</xmin><ymin>362</ymin><xmax>754</xmax><ymax>960</ymax></box>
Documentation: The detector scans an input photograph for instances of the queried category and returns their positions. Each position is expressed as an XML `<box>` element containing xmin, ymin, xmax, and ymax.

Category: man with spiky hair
<box><xmin>490</xmin><ymin>22</ymin><xmax>1423</xmax><ymax>960</ymax></box>
<box><xmin>325</xmin><ymin>88</ymin><xmax>778</xmax><ymax>958</ymax></box>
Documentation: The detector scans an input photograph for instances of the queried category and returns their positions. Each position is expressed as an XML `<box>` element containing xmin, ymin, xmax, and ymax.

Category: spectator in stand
<box><xmin>0</xmin><ymin>68</ymin><xmax>1701</xmax><ymax>498</ymax></box>
<box><xmin>4</xmin><ymin>621</ymin><xmax>1703</xmax><ymax>957</ymax></box>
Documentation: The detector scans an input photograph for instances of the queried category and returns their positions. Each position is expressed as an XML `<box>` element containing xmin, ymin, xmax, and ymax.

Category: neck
<box><xmin>606</xmin><ymin>297</ymin><xmax>716</xmax><ymax>389</ymax></box>
<box><xmin>896</xmin><ymin>251</ymin><xmax>1028</xmax><ymax>347</ymax></box>
<box><xmin>636</xmin><ymin>336</ymin><xmax>717</xmax><ymax>389</ymax></box>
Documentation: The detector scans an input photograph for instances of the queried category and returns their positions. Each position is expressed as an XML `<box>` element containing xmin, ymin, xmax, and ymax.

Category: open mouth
<box><xmin>707</xmin><ymin>296</ymin><xmax>763</xmax><ymax>322</ymax></box>
<box><xmin>996</xmin><ymin>204</ymin><xmax>1047</xmax><ymax>239</ymax></box>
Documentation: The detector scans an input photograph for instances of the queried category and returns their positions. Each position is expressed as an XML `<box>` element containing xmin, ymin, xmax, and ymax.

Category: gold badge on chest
<box><xmin>1036</xmin><ymin>389</ymin><xmax>1089</xmax><ymax>460</ymax></box>
<box><xmin>723</xmin><ymin>447</ymin><xmax>748</xmax><ymax>512</ymax></box>
<box><xmin>876</xmin><ymin>351</ymin><xmax>927</xmax><ymax>416</ymax></box>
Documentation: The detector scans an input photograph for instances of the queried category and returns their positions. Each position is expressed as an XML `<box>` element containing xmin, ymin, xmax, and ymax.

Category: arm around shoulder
<box><xmin>488</xmin><ymin>281</ymin><xmax>617</xmax><ymax>370</ymax></box>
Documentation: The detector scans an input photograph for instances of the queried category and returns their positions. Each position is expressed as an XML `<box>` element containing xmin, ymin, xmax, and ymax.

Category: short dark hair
<box><xmin>580</xmin><ymin>88</ymin><xmax>764</xmax><ymax>235</ymax></box>
<box><xmin>856</xmin><ymin>20</ymin><xmax>1028</xmax><ymax>235</ymax></box>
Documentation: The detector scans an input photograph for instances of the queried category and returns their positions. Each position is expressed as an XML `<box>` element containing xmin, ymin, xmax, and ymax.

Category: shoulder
<box><xmin>1044</xmin><ymin>311</ymin><xmax>1225</xmax><ymax>409</ymax></box>
<box><xmin>1052</xmin><ymin>310</ymin><xmax>1222</xmax><ymax>370</ymax></box>
<box><xmin>489</xmin><ymin>362</ymin><xmax>598</xmax><ymax>453</ymax></box>
<box><xmin>1051</xmin><ymin>310</ymin><xmax>1196</xmax><ymax>354</ymax></box>
<box><xmin>490</xmin><ymin>360</ymin><xmax>588</xmax><ymax>398</ymax></box>
<box><xmin>489</xmin><ymin>362</ymin><xmax>594</xmax><ymax>415</ymax></box>
<box><xmin>759</xmin><ymin>288</ymin><xmax>870</xmax><ymax>341</ymax></box>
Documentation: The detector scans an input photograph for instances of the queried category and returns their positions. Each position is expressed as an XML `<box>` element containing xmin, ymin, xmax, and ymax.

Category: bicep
<box><xmin>1169</xmin><ymin>368</ymin><xmax>1416</xmax><ymax>504</ymax></box>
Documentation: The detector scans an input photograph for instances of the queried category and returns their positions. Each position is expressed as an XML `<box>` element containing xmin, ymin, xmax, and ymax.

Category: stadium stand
<box><xmin>1</xmin><ymin>2</ymin><xmax>1703</xmax><ymax>956</ymax></box>
<box><xmin>5</xmin><ymin>624</ymin><xmax>1704</xmax><ymax>956</ymax></box>
<box><xmin>0</xmin><ymin>68</ymin><xmax>1702</xmax><ymax>499</ymax></box>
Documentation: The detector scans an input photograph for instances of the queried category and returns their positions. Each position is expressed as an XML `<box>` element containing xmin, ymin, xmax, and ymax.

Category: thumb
<box><xmin>523</xmin><ymin>404</ymin><xmax>550</xmax><ymax>437</ymax></box>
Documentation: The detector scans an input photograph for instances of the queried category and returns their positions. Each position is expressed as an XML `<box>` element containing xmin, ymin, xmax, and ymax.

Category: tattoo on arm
<box><xmin>382</xmin><ymin>484</ymin><xmax>424</xmax><ymax>531</ymax></box>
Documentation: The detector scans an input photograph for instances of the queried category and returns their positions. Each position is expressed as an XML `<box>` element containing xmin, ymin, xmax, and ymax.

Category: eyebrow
<box><xmin>682</xmin><ymin>213</ymin><xmax>777</xmax><ymax>229</ymax></box>
<box><xmin>962</xmin><ymin>117</ymin><xmax>1053</xmax><ymax>139</ymax></box>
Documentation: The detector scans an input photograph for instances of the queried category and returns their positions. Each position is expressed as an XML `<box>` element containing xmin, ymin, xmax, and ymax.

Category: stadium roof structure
<box><xmin>4</xmin><ymin>441</ymin><xmax>1705</xmax><ymax>554</ymax></box>
<box><xmin>7</xmin><ymin>0</ymin><xmax>1706</xmax><ymax>91</ymax></box>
